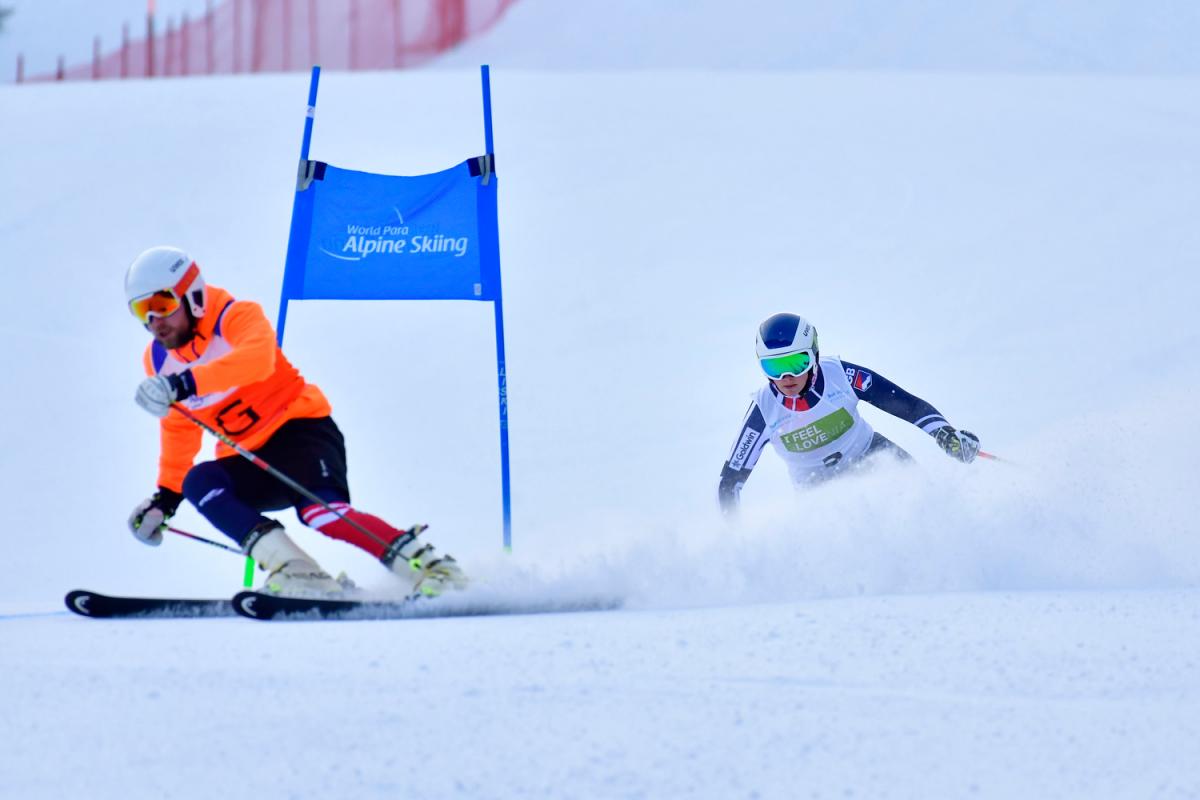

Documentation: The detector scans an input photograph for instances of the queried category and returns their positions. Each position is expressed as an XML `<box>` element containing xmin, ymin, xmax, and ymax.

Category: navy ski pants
<box><xmin>181</xmin><ymin>416</ymin><xmax>351</xmax><ymax>546</ymax></box>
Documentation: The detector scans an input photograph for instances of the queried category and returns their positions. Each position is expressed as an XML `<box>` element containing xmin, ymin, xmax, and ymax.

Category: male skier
<box><xmin>124</xmin><ymin>246</ymin><xmax>466</xmax><ymax>596</ymax></box>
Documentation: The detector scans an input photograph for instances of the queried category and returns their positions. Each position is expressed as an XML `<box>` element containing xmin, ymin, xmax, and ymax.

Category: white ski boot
<box><xmin>380</xmin><ymin>525</ymin><xmax>468</xmax><ymax>598</ymax></box>
<box><xmin>244</xmin><ymin>520</ymin><xmax>345</xmax><ymax>597</ymax></box>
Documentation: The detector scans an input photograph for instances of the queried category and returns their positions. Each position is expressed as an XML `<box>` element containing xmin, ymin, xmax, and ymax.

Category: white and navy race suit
<box><xmin>718</xmin><ymin>356</ymin><xmax>950</xmax><ymax>511</ymax></box>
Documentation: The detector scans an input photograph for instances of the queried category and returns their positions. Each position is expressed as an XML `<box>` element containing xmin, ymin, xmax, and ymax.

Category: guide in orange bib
<box><xmin>123</xmin><ymin>246</ymin><xmax>467</xmax><ymax>598</ymax></box>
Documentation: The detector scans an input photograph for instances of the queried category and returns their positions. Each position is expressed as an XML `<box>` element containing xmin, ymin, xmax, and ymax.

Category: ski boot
<box><xmin>244</xmin><ymin>520</ymin><xmax>346</xmax><ymax>597</ymax></box>
<box><xmin>380</xmin><ymin>525</ymin><xmax>468</xmax><ymax>598</ymax></box>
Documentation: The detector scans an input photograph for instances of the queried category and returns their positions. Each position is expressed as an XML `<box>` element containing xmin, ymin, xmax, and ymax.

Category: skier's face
<box><xmin>147</xmin><ymin>305</ymin><xmax>193</xmax><ymax>350</ymax></box>
<box><xmin>771</xmin><ymin>367</ymin><xmax>814</xmax><ymax>397</ymax></box>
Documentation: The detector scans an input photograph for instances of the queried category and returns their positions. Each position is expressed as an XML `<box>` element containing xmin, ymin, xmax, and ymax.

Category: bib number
<box><xmin>215</xmin><ymin>399</ymin><xmax>261</xmax><ymax>436</ymax></box>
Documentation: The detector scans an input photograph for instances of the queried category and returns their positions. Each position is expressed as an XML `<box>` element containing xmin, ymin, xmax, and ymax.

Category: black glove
<box><xmin>934</xmin><ymin>425</ymin><xmax>981</xmax><ymax>464</ymax></box>
<box><xmin>127</xmin><ymin>488</ymin><xmax>185</xmax><ymax>546</ymax></box>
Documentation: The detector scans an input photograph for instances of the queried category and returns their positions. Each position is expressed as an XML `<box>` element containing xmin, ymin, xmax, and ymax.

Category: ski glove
<box><xmin>135</xmin><ymin>371</ymin><xmax>197</xmax><ymax>417</ymax></box>
<box><xmin>128</xmin><ymin>488</ymin><xmax>184</xmax><ymax>546</ymax></box>
<box><xmin>934</xmin><ymin>425</ymin><xmax>981</xmax><ymax>464</ymax></box>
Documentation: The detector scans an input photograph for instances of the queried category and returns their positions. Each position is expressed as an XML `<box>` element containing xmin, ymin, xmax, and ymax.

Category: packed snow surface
<box><xmin>1</xmin><ymin>2</ymin><xmax>1199</xmax><ymax>798</ymax></box>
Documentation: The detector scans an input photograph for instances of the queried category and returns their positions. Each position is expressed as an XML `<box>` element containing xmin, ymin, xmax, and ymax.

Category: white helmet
<box><xmin>755</xmin><ymin>312</ymin><xmax>819</xmax><ymax>379</ymax></box>
<box><xmin>124</xmin><ymin>246</ymin><xmax>207</xmax><ymax>322</ymax></box>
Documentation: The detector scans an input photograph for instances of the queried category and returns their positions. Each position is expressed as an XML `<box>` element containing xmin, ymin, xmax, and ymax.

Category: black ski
<box><xmin>232</xmin><ymin>590</ymin><xmax>622</xmax><ymax>621</ymax></box>
<box><xmin>65</xmin><ymin>589</ymin><xmax>235</xmax><ymax>619</ymax></box>
<box><xmin>233</xmin><ymin>590</ymin><xmax>421</xmax><ymax>620</ymax></box>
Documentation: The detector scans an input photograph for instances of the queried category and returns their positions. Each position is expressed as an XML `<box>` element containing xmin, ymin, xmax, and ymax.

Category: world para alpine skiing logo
<box><xmin>320</xmin><ymin>209</ymin><xmax>470</xmax><ymax>262</ymax></box>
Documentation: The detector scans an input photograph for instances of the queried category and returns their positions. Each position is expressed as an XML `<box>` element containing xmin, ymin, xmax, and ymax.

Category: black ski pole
<box><xmin>167</xmin><ymin>526</ymin><xmax>244</xmax><ymax>555</ymax></box>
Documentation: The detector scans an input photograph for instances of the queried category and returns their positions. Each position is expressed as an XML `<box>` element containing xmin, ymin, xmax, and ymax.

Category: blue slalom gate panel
<box><xmin>283</xmin><ymin>156</ymin><xmax>499</xmax><ymax>302</ymax></box>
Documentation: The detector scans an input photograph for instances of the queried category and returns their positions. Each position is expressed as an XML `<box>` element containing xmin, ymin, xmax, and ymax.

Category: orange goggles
<box><xmin>128</xmin><ymin>261</ymin><xmax>199</xmax><ymax>323</ymax></box>
<box><xmin>129</xmin><ymin>290</ymin><xmax>182</xmax><ymax>323</ymax></box>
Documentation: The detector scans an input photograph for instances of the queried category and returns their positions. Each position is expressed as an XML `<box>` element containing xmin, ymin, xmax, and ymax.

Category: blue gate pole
<box><xmin>276</xmin><ymin>64</ymin><xmax>321</xmax><ymax>347</ymax></box>
<box><xmin>481</xmin><ymin>65</ymin><xmax>512</xmax><ymax>551</ymax></box>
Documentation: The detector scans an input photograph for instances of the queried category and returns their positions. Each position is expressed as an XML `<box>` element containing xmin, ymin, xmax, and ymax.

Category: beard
<box><xmin>152</xmin><ymin>325</ymin><xmax>194</xmax><ymax>350</ymax></box>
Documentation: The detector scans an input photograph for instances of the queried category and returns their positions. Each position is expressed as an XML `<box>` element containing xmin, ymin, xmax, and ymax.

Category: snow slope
<box><xmin>434</xmin><ymin>0</ymin><xmax>1200</xmax><ymax>74</ymax></box>
<box><xmin>6</xmin><ymin>590</ymin><xmax>1199</xmax><ymax>798</ymax></box>
<box><xmin>2</xmin><ymin>4</ymin><xmax>1199</xmax><ymax>799</ymax></box>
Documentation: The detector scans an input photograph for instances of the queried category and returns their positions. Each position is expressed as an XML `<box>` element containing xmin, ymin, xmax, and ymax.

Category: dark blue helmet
<box><xmin>756</xmin><ymin>313</ymin><xmax>818</xmax><ymax>358</ymax></box>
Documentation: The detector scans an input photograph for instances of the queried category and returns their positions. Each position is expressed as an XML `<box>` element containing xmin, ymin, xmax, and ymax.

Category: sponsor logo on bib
<box><xmin>779</xmin><ymin>408</ymin><xmax>854</xmax><ymax>452</ymax></box>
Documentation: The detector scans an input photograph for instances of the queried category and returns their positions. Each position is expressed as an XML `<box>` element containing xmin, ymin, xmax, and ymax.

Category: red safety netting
<box><xmin>29</xmin><ymin>0</ymin><xmax>516</xmax><ymax>82</ymax></box>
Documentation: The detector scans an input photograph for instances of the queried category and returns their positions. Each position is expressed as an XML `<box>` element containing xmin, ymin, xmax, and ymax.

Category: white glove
<box><xmin>127</xmin><ymin>489</ymin><xmax>183</xmax><ymax>546</ymax></box>
<box><xmin>934</xmin><ymin>425</ymin><xmax>981</xmax><ymax>464</ymax></box>
<box><xmin>134</xmin><ymin>371</ymin><xmax>195</xmax><ymax>418</ymax></box>
<box><xmin>135</xmin><ymin>376</ymin><xmax>177</xmax><ymax>418</ymax></box>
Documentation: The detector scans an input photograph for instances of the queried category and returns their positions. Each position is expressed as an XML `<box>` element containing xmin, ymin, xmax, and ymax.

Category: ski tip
<box><xmin>64</xmin><ymin>590</ymin><xmax>98</xmax><ymax>617</ymax></box>
<box><xmin>232</xmin><ymin>590</ymin><xmax>375</xmax><ymax>621</ymax></box>
<box><xmin>232</xmin><ymin>591</ymin><xmax>275</xmax><ymax>620</ymax></box>
<box><xmin>63</xmin><ymin>590</ymin><xmax>236</xmax><ymax>619</ymax></box>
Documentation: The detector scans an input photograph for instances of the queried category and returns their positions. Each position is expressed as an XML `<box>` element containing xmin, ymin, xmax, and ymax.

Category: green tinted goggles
<box><xmin>760</xmin><ymin>349</ymin><xmax>815</xmax><ymax>379</ymax></box>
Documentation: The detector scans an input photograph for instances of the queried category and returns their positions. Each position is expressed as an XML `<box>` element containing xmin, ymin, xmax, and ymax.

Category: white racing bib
<box><xmin>757</xmin><ymin>356</ymin><xmax>876</xmax><ymax>483</ymax></box>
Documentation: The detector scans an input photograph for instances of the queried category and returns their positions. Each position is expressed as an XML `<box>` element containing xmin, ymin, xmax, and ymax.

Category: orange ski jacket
<box><xmin>142</xmin><ymin>286</ymin><xmax>331</xmax><ymax>491</ymax></box>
